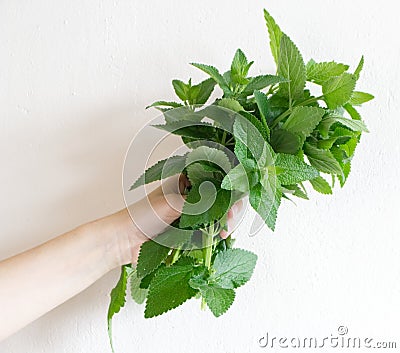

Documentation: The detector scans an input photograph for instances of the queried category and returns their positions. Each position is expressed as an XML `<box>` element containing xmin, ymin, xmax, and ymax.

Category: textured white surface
<box><xmin>1</xmin><ymin>1</ymin><xmax>399</xmax><ymax>352</ymax></box>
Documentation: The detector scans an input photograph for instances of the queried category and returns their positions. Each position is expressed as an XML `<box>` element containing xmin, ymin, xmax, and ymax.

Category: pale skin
<box><xmin>0</xmin><ymin>175</ymin><xmax>241</xmax><ymax>342</ymax></box>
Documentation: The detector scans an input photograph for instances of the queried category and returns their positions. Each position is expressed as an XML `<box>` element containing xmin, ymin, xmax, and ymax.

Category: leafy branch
<box><xmin>107</xmin><ymin>8</ymin><xmax>373</xmax><ymax>350</ymax></box>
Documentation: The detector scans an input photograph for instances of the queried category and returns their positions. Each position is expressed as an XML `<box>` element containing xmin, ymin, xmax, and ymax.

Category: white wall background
<box><xmin>1</xmin><ymin>1</ymin><xmax>399</xmax><ymax>352</ymax></box>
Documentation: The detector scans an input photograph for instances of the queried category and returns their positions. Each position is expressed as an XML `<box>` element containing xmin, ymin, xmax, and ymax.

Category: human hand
<box><xmin>97</xmin><ymin>174</ymin><xmax>189</xmax><ymax>268</ymax></box>
<box><xmin>99</xmin><ymin>174</ymin><xmax>243</xmax><ymax>269</ymax></box>
<box><xmin>220</xmin><ymin>199</ymin><xmax>244</xmax><ymax>239</ymax></box>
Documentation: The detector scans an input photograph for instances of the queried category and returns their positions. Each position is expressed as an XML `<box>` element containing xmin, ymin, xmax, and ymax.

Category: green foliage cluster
<box><xmin>107</xmin><ymin>9</ymin><xmax>373</xmax><ymax>351</ymax></box>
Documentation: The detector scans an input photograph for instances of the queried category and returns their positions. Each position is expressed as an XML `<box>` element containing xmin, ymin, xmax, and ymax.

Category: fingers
<box><xmin>128</xmin><ymin>188</ymin><xmax>185</xmax><ymax>240</ymax></box>
<box><xmin>232</xmin><ymin>199</ymin><xmax>244</xmax><ymax>214</ymax></box>
<box><xmin>220</xmin><ymin>208</ymin><xmax>233</xmax><ymax>239</ymax></box>
<box><xmin>220</xmin><ymin>199</ymin><xmax>244</xmax><ymax>239</ymax></box>
<box><xmin>178</xmin><ymin>174</ymin><xmax>191</xmax><ymax>194</ymax></box>
<box><xmin>159</xmin><ymin>192</ymin><xmax>185</xmax><ymax>225</ymax></box>
<box><xmin>155</xmin><ymin>174</ymin><xmax>190</xmax><ymax>195</ymax></box>
<box><xmin>157</xmin><ymin>175</ymin><xmax>180</xmax><ymax>195</ymax></box>
<box><xmin>131</xmin><ymin>175</ymin><xmax>244</xmax><ymax>242</ymax></box>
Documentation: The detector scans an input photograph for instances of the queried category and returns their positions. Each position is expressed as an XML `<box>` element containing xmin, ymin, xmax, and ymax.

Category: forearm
<box><xmin>0</xmin><ymin>177</ymin><xmax>185</xmax><ymax>341</ymax></box>
<box><xmin>0</xmin><ymin>209</ymin><xmax>135</xmax><ymax>341</ymax></box>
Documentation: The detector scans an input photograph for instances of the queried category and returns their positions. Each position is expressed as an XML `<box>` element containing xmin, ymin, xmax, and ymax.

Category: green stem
<box><xmin>221</xmin><ymin>131</ymin><xmax>227</xmax><ymax>145</ymax></box>
<box><xmin>260</xmin><ymin>114</ymin><xmax>269</xmax><ymax>133</ymax></box>
<box><xmin>270</xmin><ymin>109</ymin><xmax>291</xmax><ymax>128</ymax></box>
<box><xmin>171</xmin><ymin>247</ymin><xmax>181</xmax><ymax>264</ymax></box>
<box><xmin>266</xmin><ymin>84</ymin><xmax>278</xmax><ymax>96</ymax></box>
<box><xmin>204</xmin><ymin>234</ymin><xmax>213</xmax><ymax>270</ymax></box>
<box><xmin>270</xmin><ymin>95</ymin><xmax>324</xmax><ymax>128</ymax></box>
<box><xmin>298</xmin><ymin>95</ymin><xmax>324</xmax><ymax>107</ymax></box>
<box><xmin>225</xmin><ymin>136</ymin><xmax>234</xmax><ymax>145</ymax></box>
<box><xmin>201</xmin><ymin>223</ymin><xmax>215</xmax><ymax>310</ymax></box>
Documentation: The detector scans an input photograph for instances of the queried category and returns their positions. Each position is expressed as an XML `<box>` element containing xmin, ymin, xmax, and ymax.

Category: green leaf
<box><xmin>275</xmin><ymin>153</ymin><xmax>319</xmax><ymax>185</ymax></box>
<box><xmin>212</xmin><ymin>249</ymin><xmax>258</xmax><ymax>289</ymax></box>
<box><xmin>349</xmin><ymin>91</ymin><xmax>374</xmax><ymax>105</ymax></box>
<box><xmin>222</xmin><ymin>70</ymin><xmax>232</xmax><ymax>86</ymax></box>
<box><xmin>339</xmin><ymin>136</ymin><xmax>358</xmax><ymax>158</ymax></box>
<box><xmin>221</xmin><ymin>163</ymin><xmax>258</xmax><ymax>192</ymax></box>
<box><xmin>322</xmin><ymin>73</ymin><xmax>357</xmax><ymax>109</ymax></box>
<box><xmin>130</xmin><ymin>268</ymin><xmax>148</xmax><ymax>304</ymax></box>
<box><xmin>200</xmin><ymin>163</ymin><xmax>225</xmax><ymax>173</ymax></box>
<box><xmin>200</xmin><ymin>285</ymin><xmax>235</xmax><ymax>317</ymax></box>
<box><xmin>233</xmin><ymin>118</ymin><xmax>274</xmax><ymax>167</ymax></box>
<box><xmin>154</xmin><ymin>120</ymin><xmax>214</xmax><ymax>137</ymax></box>
<box><xmin>277</xmin><ymin>34</ymin><xmax>306</xmax><ymax>105</ymax></box>
<box><xmin>146</xmin><ymin>101</ymin><xmax>183</xmax><ymax>110</ymax></box>
<box><xmin>283</xmin><ymin>184</ymin><xmax>308</xmax><ymax>199</ymax></box>
<box><xmin>330</xmin><ymin>146</ymin><xmax>352</xmax><ymax>186</ymax></box>
<box><xmin>309</xmin><ymin>176</ymin><xmax>333</xmax><ymax>194</ymax></box>
<box><xmin>179</xmin><ymin>181</ymin><xmax>231</xmax><ymax>228</ymax></box>
<box><xmin>172</xmin><ymin>79</ymin><xmax>189</xmax><ymax>101</ymax></box>
<box><xmin>231</xmin><ymin>49</ymin><xmax>253</xmax><ymax>85</ymax></box>
<box><xmin>192</xmin><ymin>78</ymin><xmax>216</xmax><ymax>104</ymax></box>
<box><xmin>317</xmin><ymin>117</ymin><xmax>336</xmax><ymax>139</ymax></box>
<box><xmin>136</xmin><ymin>228</ymin><xmax>193</xmax><ymax>278</ymax></box>
<box><xmin>270</xmin><ymin>129</ymin><xmax>301</xmax><ymax>154</ymax></box>
<box><xmin>221</xmin><ymin>165</ymin><xmax>246</xmax><ymax>191</ymax></box>
<box><xmin>304</xmin><ymin>143</ymin><xmax>343</xmax><ymax>175</ymax></box>
<box><xmin>144</xmin><ymin>257</ymin><xmax>198</xmax><ymax>318</ymax></box>
<box><xmin>306</xmin><ymin>61</ymin><xmax>349</xmax><ymax>85</ymax></box>
<box><xmin>267</xmin><ymin>94</ymin><xmax>289</xmax><ymax>122</ymax></box>
<box><xmin>254</xmin><ymin>90</ymin><xmax>271</xmax><ymax>139</ymax></box>
<box><xmin>282</xmin><ymin>106</ymin><xmax>325</xmax><ymax>143</ymax></box>
<box><xmin>317</xmin><ymin>137</ymin><xmax>337</xmax><ymax>150</ymax></box>
<box><xmin>238</xmin><ymin>157</ymin><xmax>257</xmax><ymax>172</ymax></box>
<box><xmin>139</xmin><ymin>266</ymin><xmax>160</xmax><ymax>289</ymax></box>
<box><xmin>175</xmin><ymin>78</ymin><xmax>217</xmax><ymax>105</ymax></box>
<box><xmin>233</xmin><ymin>139</ymin><xmax>249</xmax><ymax>163</ymax></box>
<box><xmin>332</xmin><ymin>126</ymin><xmax>356</xmax><ymax>139</ymax></box>
<box><xmin>186</xmin><ymin>249</ymin><xmax>204</xmax><ymax>262</ymax></box>
<box><xmin>191</xmin><ymin>63</ymin><xmax>231</xmax><ymax>96</ymax></box>
<box><xmin>249</xmin><ymin>182</ymin><xmax>282</xmax><ymax>231</ymax></box>
<box><xmin>186</xmin><ymin>146</ymin><xmax>232</xmax><ymax>173</ymax></box>
<box><xmin>185</xmin><ymin>106</ymin><xmax>233</xmax><ymax>136</ymax></box>
<box><xmin>338</xmin><ymin>161</ymin><xmax>351</xmax><ymax>187</ymax></box>
<box><xmin>107</xmin><ymin>265</ymin><xmax>129</xmax><ymax>352</ymax></box>
<box><xmin>263</xmin><ymin>9</ymin><xmax>283</xmax><ymax>66</ymax></box>
<box><xmin>305</xmin><ymin>58</ymin><xmax>316</xmax><ymax>71</ymax></box>
<box><xmin>325</xmin><ymin>114</ymin><xmax>369</xmax><ymax>132</ymax></box>
<box><xmin>130</xmin><ymin>154</ymin><xmax>187</xmax><ymax>190</ymax></box>
<box><xmin>241</xmin><ymin>75</ymin><xmax>286</xmax><ymax>96</ymax></box>
<box><xmin>162</xmin><ymin>106</ymin><xmax>205</xmax><ymax>123</ymax></box>
<box><xmin>188</xmin><ymin>274</ymin><xmax>208</xmax><ymax>291</ymax></box>
<box><xmin>218</xmin><ymin>98</ymin><xmax>244</xmax><ymax>112</ymax></box>
<box><xmin>239</xmin><ymin>110</ymin><xmax>270</xmax><ymax>142</ymax></box>
<box><xmin>343</xmin><ymin>103</ymin><xmax>361</xmax><ymax>121</ymax></box>
<box><xmin>354</xmin><ymin>55</ymin><xmax>364</xmax><ymax>80</ymax></box>
<box><xmin>186</xmin><ymin>162</ymin><xmax>218</xmax><ymax>186</ymax></box>
<box><xmin>330</xmin><ymin>145</ymin><xmax>345</xmax><ymax>162</ymax></box>
<box><xmin>155</xmin><ymin>121</ymin><xmax>231</xmax><ymax>146</ymax></box>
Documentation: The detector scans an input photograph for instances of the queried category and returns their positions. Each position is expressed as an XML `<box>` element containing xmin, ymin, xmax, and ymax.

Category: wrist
<box><xmin>82</xmin><ymin>208</ymin><xmax>143</xmax><ymax>272</ymax></box>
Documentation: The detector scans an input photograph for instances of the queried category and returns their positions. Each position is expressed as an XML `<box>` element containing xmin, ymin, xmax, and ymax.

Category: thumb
<box><xmin>128</xmin><ymin>188</ymin><xmax>186</xmax><ymax>240</ymax></box>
